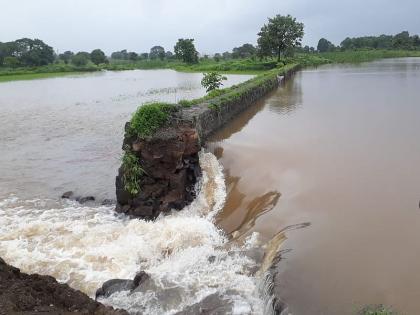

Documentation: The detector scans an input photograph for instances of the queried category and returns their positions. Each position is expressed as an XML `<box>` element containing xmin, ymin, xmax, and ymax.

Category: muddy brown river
<box><xmin>209</xmin><ymin>58</ymin><xmax>420</xmax><ymax>314</ymax></box>
<box><xmin>1</xmin><ymin>59</ymin><xmax>419</xmax><ymax>314</ymax></box>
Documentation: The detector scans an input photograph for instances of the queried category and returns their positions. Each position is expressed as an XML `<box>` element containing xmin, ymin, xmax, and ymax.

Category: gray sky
<box><xmin>1</xmin><ymin>0</ymin><xmax>419</xmax><ymax>55</ymax></box>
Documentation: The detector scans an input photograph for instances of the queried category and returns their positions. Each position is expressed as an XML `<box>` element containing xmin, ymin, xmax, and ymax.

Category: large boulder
<box><xmin>96</xmin><ymin>271</ymin><xmax>151</xmax><ymax>299</ymax></box>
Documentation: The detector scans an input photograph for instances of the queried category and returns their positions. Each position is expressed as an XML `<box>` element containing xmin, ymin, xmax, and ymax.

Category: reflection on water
<box><xmin>268</xmin><ymin>76</ymin><xmax>303</xmax><ymax>115</ymax></box>
<box><xmin>210</xmin><ymin>58</ymin><xmax>420</xmax><ymax>315</ymax></box>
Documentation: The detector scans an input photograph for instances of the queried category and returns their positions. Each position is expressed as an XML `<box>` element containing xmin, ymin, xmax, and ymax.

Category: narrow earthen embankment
<box><xmin>115</xmin><ymin>64</ymin><xmax>300</xmax><ymax>219</ymax></box>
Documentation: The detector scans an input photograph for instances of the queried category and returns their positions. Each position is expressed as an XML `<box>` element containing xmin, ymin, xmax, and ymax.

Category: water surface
<box><xmin>209</xmin><ymin>58</ymin><xmax>420</xmax><ymax>314</ymax></box>
<box><xmin>0</xmin><ymin>70</ymin><xmax>265</xmax><ymax>314</ymax></box>
<box><xmin>0</xmin><ymin>69</ymin><xmax>252</xmax><ymax>200</ymax></box>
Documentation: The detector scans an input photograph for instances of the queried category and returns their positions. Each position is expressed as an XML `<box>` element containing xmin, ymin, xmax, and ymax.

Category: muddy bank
<box><xmin>0</xmin><ymin>257</ymin><xmax>127</xmax><ymax>315</ymax></box>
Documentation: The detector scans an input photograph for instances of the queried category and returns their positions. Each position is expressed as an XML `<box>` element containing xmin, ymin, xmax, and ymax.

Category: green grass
<box><xmin>128</xmin><ymin>102</ymin><xmax>177</xmax><ymax>138</ymax></box>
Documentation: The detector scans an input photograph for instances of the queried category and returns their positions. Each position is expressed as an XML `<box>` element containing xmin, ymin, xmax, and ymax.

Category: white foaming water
<box><xmin>0</xmin><ymin>151</ymin><xmax>264</xmax><ymax>314</ymax></box>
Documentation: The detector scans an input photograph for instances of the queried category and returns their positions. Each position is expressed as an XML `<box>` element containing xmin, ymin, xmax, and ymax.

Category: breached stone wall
<box><xmin>116</xmin><ymin>123</ymin><xmax>201</xmax><ymax>219</ymax></box>
<box><xmin>115</xmin><ymin>65</ymin><xmax>299</xmax><ymax>219</ymax></box>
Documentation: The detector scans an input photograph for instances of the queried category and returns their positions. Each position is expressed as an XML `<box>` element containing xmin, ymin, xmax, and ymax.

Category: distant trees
<box><xmin>257</xmin><ymin>14</ymin><xmax>304</xmax><ymax>60</ymax></box>
<box><xmin>317</xmin><ymin>38</ymin><xmax>335</xmax><ymax>52</ymax></box>
<box><xmin>0</xmin><ymin>38</ymin><xmax>54</xmax><ymax>67</ymax></box>
<box><xmin>58</xmin><ymin>51</ymin><xmax>74</xmax><ymax>64</ymax></box>
<box><xmin>4</xmin><ymin>56</ymin><xmax>19</xmax><ymax>68</ymax></box>
<box><xmin>392</xmin><ymin>31</ymin><xmax>411</xmax><ymax>49</ymax></box>
<box><xmin>90</xmin><ymin>49</ymin><xmax>107</xmax><ymax>65</ymax></box>
<box><xmin>109</xmin><ymin>48</ymin><xmax>174</xmax><ymax>62</ymax></box>
<box><xmin>221</xmin><ymin>51</ymin><xmax>232</xmax><ymax>60</ymax></box>
<box><xmin>174</xmin><ymin>39</ymin><xmax>198</xmax><ymax>64</ymax></box>
<box><xmin>338</xmin><ymin>32</ymin><xmax>420</xmax><ymax>51</ymax></box>
<box><xmin>201</xmin><ymin>72</ymin><xmax>227</xmax><ymax>92</ymax></box>
<box><xmin>128</xmin><ymin>52</ymin><xmax>138</xmax><ymax>61</ymax></box>
<box><xmin>232</xmin><ymin>43</ymin><xmax>256</xmax><ymax>59</ymax></box>
<box><xmin>71</xmin><ymin>52</ymin><xmax>90</xmax><ymax>66</ymax></box>
<box><xmin>140</xmin><ymin>53</ymin><xmax>149</xmax><ymax>60</ymax></box>
<box><xmin>149</xmin><ymin>46</ymin><xmax>165</xmax><ymax>60</ymax></box>
<box><xmin>111</xmin><ymin>50</ymin><xmax>129</xmax><ymax>60</ymax></box>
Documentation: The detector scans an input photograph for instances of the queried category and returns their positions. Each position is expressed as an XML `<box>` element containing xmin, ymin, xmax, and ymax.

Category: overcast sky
<box><xmin>1</xmin><ymin>0</ymin><xmax>419</xmax><ymax>55</ymax></box>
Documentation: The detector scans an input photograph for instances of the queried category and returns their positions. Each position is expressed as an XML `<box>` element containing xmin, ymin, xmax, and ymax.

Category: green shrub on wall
<box><xmin>128</xmin><ymin>102</ymin><xmax>176</xmax><ymax>138</ymax></box>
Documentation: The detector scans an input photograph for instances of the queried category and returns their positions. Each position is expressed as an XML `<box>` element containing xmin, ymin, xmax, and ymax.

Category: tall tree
<box><xmin>174</xmin><ymin>39</ymin><xmax>198</xmax><ymax>64</ymax></box>
<box><xmin>232</xmin><ymin>43</ymin><xmax>256</xmax><ymax>59</ymax></box>
<box><xmin>257</xmin><ymin>14</ymin><xmax>304</xmax><ymax>61</ymax></box>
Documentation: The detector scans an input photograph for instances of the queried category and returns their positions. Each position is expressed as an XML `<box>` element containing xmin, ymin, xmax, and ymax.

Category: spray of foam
<box><xmin>0</xmin><ymin>151</ymin><xmax>264</xmax><ymax>314</ymax></box>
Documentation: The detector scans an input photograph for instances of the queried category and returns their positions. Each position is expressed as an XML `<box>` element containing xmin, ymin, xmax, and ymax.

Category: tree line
<box><xmin>2</xmin><ymin>15</ymin><xmax>419</xmax><ymax>69</ymax></box>
<box><xmin>317</xmin><ymin>31</ymin><xmax>420</xmax><ymax>52</ymax></box>
<box><xmin>0</xmin><ymin>15</ymin><xmax>306</xmax><ymax>68</ymax></box>
<box><xmin>0</xmin><ymin>38</ymin><xmax>109</xmax><ymax>68</ymax></box>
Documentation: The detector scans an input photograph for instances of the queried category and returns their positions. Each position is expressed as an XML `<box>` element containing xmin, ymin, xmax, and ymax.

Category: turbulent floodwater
<box><xmin>0</xmin><ymin>152</ymin><xmax>264</xmax><ymax>314</ymax></box>
<box><xmin>0</xmin><ymin>70</ymin><xmax>265</xmax><ymax>314</ymax></box>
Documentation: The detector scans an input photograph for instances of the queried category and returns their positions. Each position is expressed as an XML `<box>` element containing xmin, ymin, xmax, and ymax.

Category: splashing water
<box><xmin>0</xmin><ymin>151</ymin><xmax>264</xmax><ymax>314</ymax></box>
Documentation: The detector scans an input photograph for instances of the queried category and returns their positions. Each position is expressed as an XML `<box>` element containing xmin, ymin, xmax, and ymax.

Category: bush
<box><xmin>201</xmin><ymin>72</ymin><xmax>227</xmax><ymax>92</ymax></box>
<box><xmin>128</xmin><ymin>102</ymin><xmax>176</xmax><ymax>138</ymax></box>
